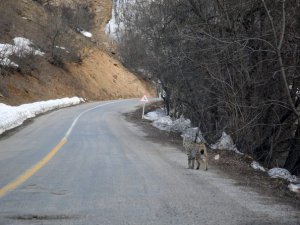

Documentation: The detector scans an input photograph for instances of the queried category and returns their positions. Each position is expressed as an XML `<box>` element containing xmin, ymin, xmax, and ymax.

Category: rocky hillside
<box><xmin>0</xmin><ymin>0</ymin><xmax>154</xmax><ymax>105</ymax></box>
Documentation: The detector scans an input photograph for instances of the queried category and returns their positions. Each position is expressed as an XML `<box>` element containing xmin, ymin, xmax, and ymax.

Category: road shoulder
<box><xmin>124</xmin><ymin>103</ymin><xmax>300</xmax><ymax>211</ymax></box>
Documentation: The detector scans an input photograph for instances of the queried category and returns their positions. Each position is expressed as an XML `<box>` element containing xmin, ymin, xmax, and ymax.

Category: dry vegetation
<box><xmin>0</xmin><ymin>0</ymin><xmax>154</xmax><ymax>105</ymax></box>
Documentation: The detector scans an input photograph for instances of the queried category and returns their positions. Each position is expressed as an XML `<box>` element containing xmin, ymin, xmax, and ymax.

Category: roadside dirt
<box><xmin>125</xmin><ymin>101</ymin><xmax>300</xmax><ymax>210</ymax></box>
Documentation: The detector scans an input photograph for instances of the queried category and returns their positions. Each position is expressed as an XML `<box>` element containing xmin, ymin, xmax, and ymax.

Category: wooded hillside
<box><xmin>117</xmin><ymin>0</ymin><xmax>300</xmax><ymax>175</ymax></box>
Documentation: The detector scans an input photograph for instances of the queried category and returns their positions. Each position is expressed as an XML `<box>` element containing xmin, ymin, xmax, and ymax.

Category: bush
<box><xmin>40</xmin><ymin>2</ymin><xmax>94</xmax><ymax>68</ymax></box>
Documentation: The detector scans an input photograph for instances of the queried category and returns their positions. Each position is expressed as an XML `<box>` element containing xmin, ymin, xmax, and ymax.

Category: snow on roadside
<box><xmin>251</xmin><ymin>164</ymin><xmax>300</xmax><ymax>191</ymax></box>
<box><xmin>170</xmin><ymin>116</ymin><xmax>191</xmax><ymax>133</ymax></box>
<box><xmin>143</xmin><ymin>108</ymin><xmax>166</xmax><ymax>121</ymax></box>
<box><xmin>181</xmin><ymin>127</ymin><xmax>206</xmax><ymax>143</ymax></box>
<box><xmin>152</xmin><ymin>116</ymin><xmax>173</xmax><ymax>131</ymax></box>
<box><xmin>269</xmin><ymin>168</ymin><xmax>300</xmax><ymax>194</ymax></box>
<box><xmin>288</xmin><ymin>183</ymin><xmax>300</xmax><ymax>193</ymax></box>
<box><xmin>251</xmin><ymin>161</ymin><xmax>266</xmax><ymax>172</ymax></box>
<box><xmin>144</xmin><ymin>109</ymin><xmax>204</xmax><ymax>143</ymax></box>
<box><xmin>149</xmin><ymin>113</ymin><xmax>192</xmax><ymax>133</ymax></box>
<box><xmin>145</xmin><ymin>109</ymin><xmax>242</xmax><ymax>154</ymax></box>
<box><xmin>268</xmin><ymin>168</ymin><xmax>297</xmax><ymax>183</ymax></box>
<box><xmin>145</xmin><ymin>108</ymin><xmax>300</xmax><ymax>193</ymax></box>
<box><xmin>210</xmin><ymin>132</ymin><xmax>243</xmax><ymax>154</ymax></box>
<box><xmin>0</xmin><ymin>97</ymin><xmax>84</xmax><ymax>135</ymax></box>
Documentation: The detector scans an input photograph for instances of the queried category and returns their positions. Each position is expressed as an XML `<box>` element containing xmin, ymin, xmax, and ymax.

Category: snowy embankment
<box><xmin>0</xmin><ymin>97</ymin><xmax>84</xmax><ymax>135</ymax></box>
<box><xmin>144</xmin><ymin>109</ymin><xmax>237</xmax><ymax>150</ymax></box>
<box><xmin>144</xmin><ymin>108</ymin><xmax>300</xmax><ymax>193</ymax></box>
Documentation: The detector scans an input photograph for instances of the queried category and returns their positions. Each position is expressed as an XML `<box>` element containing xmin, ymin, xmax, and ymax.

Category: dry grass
<box><xmin>68</xmin><ymin>50</ymin><xmax>155</xmax><ymax>100</ymax></box>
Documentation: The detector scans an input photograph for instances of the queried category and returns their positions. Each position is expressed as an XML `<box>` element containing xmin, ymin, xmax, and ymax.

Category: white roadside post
<box><xmin>140</xmin><ymin>95</ymin><xmax>149</xmax><ymax>119</ymax></box>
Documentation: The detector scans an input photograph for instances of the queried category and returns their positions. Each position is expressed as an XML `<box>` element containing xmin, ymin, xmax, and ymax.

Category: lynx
<box><xmin>183</xmin><ymin>139</ymin><xmax>208</xmax><ymax>171</ymax></box>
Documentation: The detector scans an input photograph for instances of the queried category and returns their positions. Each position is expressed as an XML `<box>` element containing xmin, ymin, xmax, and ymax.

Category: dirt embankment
<box><xmin>0</xmin><ymin>0</ymin><xmax>154</xmax><ymax>105</ymax></box>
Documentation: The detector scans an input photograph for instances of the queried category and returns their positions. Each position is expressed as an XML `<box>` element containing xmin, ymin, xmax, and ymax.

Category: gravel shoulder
<box><xmin>124</xmin><ymin>101</ymin><xmax>300</xmax><ymax>211</ymax></box>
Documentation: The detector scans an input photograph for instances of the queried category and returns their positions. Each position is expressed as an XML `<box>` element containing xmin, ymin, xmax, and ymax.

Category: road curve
<box><xmin>0</xmin><ymin>99</ymin><xmax>299</xmax><ymax>225</ymax></box>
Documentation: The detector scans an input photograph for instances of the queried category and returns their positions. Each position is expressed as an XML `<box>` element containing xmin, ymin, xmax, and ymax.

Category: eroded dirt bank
<box><xmin>0</xmin><ymin>0</ymin><xmax>154</xmax><ymax>105</ymax></box>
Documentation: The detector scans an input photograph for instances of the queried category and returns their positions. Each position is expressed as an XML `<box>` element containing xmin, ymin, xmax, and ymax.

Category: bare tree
<box><xmin>117</xmin><ymin>0</ymin><xmax>300</xmax><ymax>175</ymax></box>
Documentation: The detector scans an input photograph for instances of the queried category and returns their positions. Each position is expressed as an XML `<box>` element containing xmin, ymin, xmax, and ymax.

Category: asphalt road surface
<box><xmin>0</xmin><ymin>99</ymin><xmax>299</xmax><ymax>225</ymax></box>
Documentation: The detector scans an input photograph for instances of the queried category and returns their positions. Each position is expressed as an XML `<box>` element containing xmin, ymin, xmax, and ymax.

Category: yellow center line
<box><xmin>0</xmin><ymin>100</ymin><xmax>127</xmax><ymax>199</ymax></box>
<box><xmin>0</xmin><ymin>138</ymin><xmax>67</xmax><ymax>198</ymax></box>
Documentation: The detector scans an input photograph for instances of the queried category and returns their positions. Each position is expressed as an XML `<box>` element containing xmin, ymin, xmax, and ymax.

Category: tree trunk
<box><xmin>284</xmin><ymin>122</ymin><xmax>300</xmax><ymax>176</ymax></box>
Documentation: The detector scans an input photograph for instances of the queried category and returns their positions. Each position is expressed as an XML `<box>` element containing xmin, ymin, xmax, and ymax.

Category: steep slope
<box><xmin>69</xmin><ymin>50</ymin><xmax>153</xmax><ymax>99</ymax></box>
<box><xmin>0</xmin><ymin>0</ymin><xmax>154</xmax><ymax>105</ymax></box>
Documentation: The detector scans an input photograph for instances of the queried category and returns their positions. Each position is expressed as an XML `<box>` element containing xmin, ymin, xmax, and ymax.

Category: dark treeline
<box><xmin>117</xmin><ymin>0</ymin><xmax>300</xmax><ymax>175</ymax></box>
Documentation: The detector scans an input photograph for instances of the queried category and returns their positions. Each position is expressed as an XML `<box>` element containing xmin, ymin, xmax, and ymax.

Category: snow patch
<box><xmin>55</xmin><ymin>46</ymin><xmax>66</xmax><ymax>50</ymax></box>
<box><xmin>268</xmin><ymin>168</ymin><xmax>297</xmax><ymax>183</ymax></box>
<box><xmin>145</xmin><ymin>109</ymin><xmax>204</xmax><ymax>142</ymax></box>
<box><xmin>251</xmin><ymin>161</ymin><xmax>266</xmax><ymax>172</ymax></box>
<box><xmin>105</xmin><ymin>0</ymin><xmax>134</xmax><ymax>39</ymax></box>
<box><xmin>0</xmin><ymin>97</ymin><xmax>84</xmax><ymax>135</ymax></box>
<box><xmin>105</xmin><ymin>7</ymin><xmax>120</xmax><ymax>39</ymax></box>
<box><xmin>105</xmin><ymin>0</ymin><xmax>124</xmax><ymax>39</ymax></box>
<box><xmin>170</xmin><ymin>116</ymin><xmax>191</xmax><ymax>133</ymax></box>
<box><xmin>288</xmin><ymin>183</ymin><xmax>300</xmax><ymax>193</ymax></box>
<box><xmin>143</xmin><ymin>108</ymin><xmax>300</xmax><ymax>194</ymax></box>
<box><xmin>143</xmin><ymin>108</ymin><xmax>166</xmax><ymax>121</ymax></box>
<box><xmin>152</xmin><ymin>116</ymin><xmax>173</xmax><ymax>131</ymax></box>
<box><xmin>13</xmin><ymin>37</ymin><xmax>44</xmax><ymax>57</ymax></box>
<box><xmin>214</xmin><ymin>154</ymin><xmax>220</xmax><ymax>160</ymax></box>
<box><xmin>55</xmin><ymin>46</ymin><xmax>69</xmax><ymax>53</ymax></box>
<box><xmin>210</xmin><ymin>132</ymin><xmax>242</xmax><ymax>154</ymax></box>
<box><xmin>77</xmin><ymin>28</ymin><xmax>92</xmax><ymax>38</ymax></box>
<box><xmin>0</xmin><ymin>37</ymin><xmax>44</xmax><ymax>67</ymax></box>
<box><xmin>148</xmin><ymin>112</ymin><xmax>192</xmax><ymax>134</ymax></box>
<box><xmin>0</xmin><ymin>44</ymin><xmax>18</xmax><ymax>67</ymax></box>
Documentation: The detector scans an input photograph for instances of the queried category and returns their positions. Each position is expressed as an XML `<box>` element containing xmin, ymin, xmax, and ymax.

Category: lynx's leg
<box><xmin>191</xmin><ymin>158</ymin><xmax>195</xmax><ymax>169</ymax></box>
<box><xmin>196</xmin><ymin>159</ymin><xmax>200</xmax><ymax>170</ymax></box>
<box><xmin>199</xmin><ymin>144</ymin><xmax>208</xmax><ymax>171</ymax></box>
<box><xmin>188</xmin><ymin>155</ymin><xmax>192</xmax><ymax>169</ymax></box>
<box><xmin>204</xmin><ymin>157</ymin><xmax>208</xmax><ymax>171</ymax></box>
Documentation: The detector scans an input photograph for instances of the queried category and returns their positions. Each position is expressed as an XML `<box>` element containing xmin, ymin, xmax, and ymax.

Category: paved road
<box><xmin>0</xmin><ymin>99</ymin><xmax>299</xmax><ymax>225</ymax></box>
